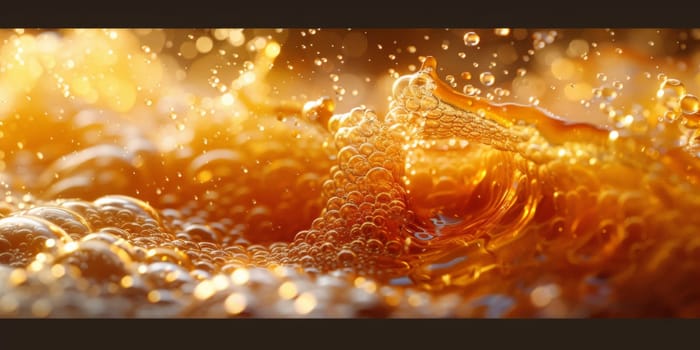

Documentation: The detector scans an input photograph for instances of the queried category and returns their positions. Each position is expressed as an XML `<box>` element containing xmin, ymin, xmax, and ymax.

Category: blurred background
<box><xmin>2</xmin><ymin>28</ymin><xmax>700</xmax><ymax>128</ymax></box>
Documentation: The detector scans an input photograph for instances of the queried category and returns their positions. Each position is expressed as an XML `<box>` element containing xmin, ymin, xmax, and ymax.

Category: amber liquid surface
<box><xmin>1</xmin><ymin>29</ymin><xmax>700</xmax><ymax>317</ymax></box>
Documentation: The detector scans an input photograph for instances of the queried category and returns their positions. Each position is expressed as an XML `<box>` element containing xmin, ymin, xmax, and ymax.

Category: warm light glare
<box><xmin>294</xmin><ymin>292</ymin><xmax>317</xmax><ymax>315</ymax></box>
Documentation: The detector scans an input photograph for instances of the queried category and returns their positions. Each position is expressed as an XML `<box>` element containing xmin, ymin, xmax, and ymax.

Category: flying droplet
<box><xmin>479</xmin><ymin>72</ymin><xmax>495</xmax><ymax>86</ymax></box>
<box><xmin>463</xmin><ymin>32</ymin><xmax>480</xmax><ymax>47</ymax></box>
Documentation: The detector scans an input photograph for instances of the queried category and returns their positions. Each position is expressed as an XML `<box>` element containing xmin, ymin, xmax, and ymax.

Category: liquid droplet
<box><xmin>479</xmin><ymin>72</ymin><xmax>495</xmax><ymax>87</ymax></box>
<box><xmin>463</xmin><ymin>32</ymin><xmax>480</xmax><ymax>47</ymax></box>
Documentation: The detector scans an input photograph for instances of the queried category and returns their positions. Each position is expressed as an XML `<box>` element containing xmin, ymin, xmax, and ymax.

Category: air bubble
<box><xmin>681</xmin><ymin>94</ymin><xmax>700</xmax><ymax>115</ymax></box>
<box><xmin>0</xmin><ymin>216</ymin><xmax>71</xmax><ymax>267</ymax></box>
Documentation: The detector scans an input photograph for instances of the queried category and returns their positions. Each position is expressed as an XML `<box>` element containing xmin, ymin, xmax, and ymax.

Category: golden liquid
<box><xmin>1</xmin><ymin>29</ymin><xmax>700</xmax><ymax>317</ymax></box>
